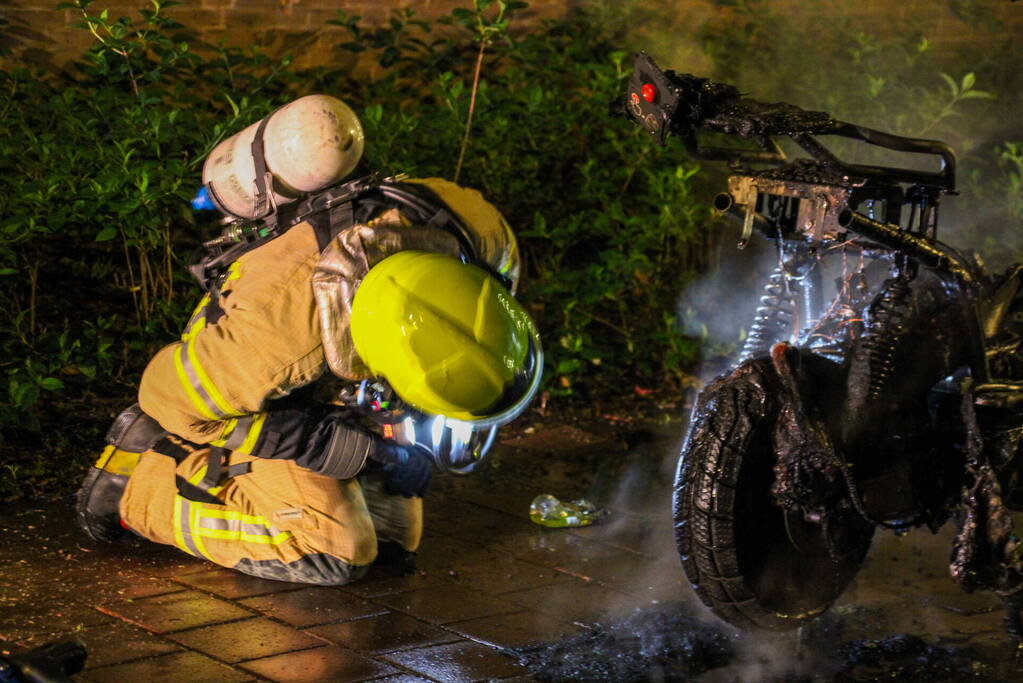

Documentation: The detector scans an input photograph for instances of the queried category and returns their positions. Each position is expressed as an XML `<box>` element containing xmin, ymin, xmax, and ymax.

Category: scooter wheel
<box><xmin>673</xmin><ymin>356</ymin><xmax>873</xmax><ymax>631</ymax></box>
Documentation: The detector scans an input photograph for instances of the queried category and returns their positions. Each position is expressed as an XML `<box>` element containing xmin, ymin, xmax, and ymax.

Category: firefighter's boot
<box><xmin>77</xmin><ymin>404</ymin><xmax>166</xmax><ymax>542</ymax></box>
<box><xmin>76</xmin><ymin>455</ymin><xmax>133</xmax><ymax>542</ymax></box>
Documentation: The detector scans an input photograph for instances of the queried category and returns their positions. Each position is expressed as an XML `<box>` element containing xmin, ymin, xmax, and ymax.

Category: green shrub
<box><xmin>0</xmin><ymin>0</ymin><xmax>716</xmax><ymax>499</ymax></box>
<box><xmin>1</xmin><ymin>0</ymin><xmax>1019</xmax><ymax>501</ymax></box>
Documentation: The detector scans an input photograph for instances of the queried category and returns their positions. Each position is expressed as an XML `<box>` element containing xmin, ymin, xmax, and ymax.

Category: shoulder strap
<box><xmin>190</xmin><ymin>174</ymin><xmax>499</xmax><ymax>291</ymax></box>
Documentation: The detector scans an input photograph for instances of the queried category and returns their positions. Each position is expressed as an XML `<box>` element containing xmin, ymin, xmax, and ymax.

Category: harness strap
<box><xmin>153</xmin><ymin>436</ymin><xmax>254</xmax><ymax>503</ymax></box>
<box><xmin>307</xmin><ymin>200</ymin><xmax>355</xmax><ymax>252</ymax></box>
<box><xmin>174</xmin><ymin>475</ymin><xmax>223</xmax><ymax>505</ymax></box>
<box><xmin>250</xmin><ymin>112</ymin><xmax>275</xmax><ymax>219</ymax></box>
<box><xmin>200</xmin><ymin>446</ymin><xmax>227</xmax><ymax>492</ymax></box>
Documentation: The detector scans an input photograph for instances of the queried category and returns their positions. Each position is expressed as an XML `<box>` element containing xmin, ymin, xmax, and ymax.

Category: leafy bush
<box><xmin>0</xmin><ymin>0</ymin><xmax>300</xmax><ymax>498</ymax></box>
<box><xmin>1</xmin><ymin>0</ymin><xmax>1019</xmax><ymax>500</ymax></box>
<box><xmin>0</xmin><ymin>0</ymin><xmax>716</xmax><ymax>499</ymax></box>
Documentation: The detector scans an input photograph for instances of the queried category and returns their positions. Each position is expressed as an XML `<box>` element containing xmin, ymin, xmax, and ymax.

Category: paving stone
<box><xmin>501</xmin><ymin>580</ymin><xmax>639</xmax><ymax>627</ymax></box>
<box><xmin>309</xmin><ymin>612</ymin><xmax>461</xmax><ymax>654</ymax></box>
<box><xmin>555</xmin><ymin>552</ymin><xmax>679</xmax><ymax>596</ymax></box>
<box><xmin>77</xmin><ymin>650</ymin><xmax>252</xmax><ymax>683</ymax></box>
<box><xmin>341</xmin><ymin>568</ymin><xmax>452</xmax><ymax>599</ymax></box>
<box><xmin>96</xmin><ymin>589</ymin><xmax>252</xmax><ymax>634</ymax></box>
<box><xmin>0</xmin><ymin>509</ymin><xmax>81</xmax><ymax>546</ymax></box>
<box><xmin>77</xmin><ymin>620</ymin><xmax>182</xmax><ymax>669</ymax></box>
<box><xmin>0</xmin><ymin>602</ymin><xmax>114</xmax><ymax>645</ymax></box>
<box><xmin>447</xmin><ymin>609</ymin><xmax>585</xmax><ymax>648</ymax></box>
<box><xmin>166</xmin><ymin>616</ymin><xmax>323</xmax><ymax>663</ymax></box>
<box><xmin>239</xmin><ymin>644</ymin><xmax>398</xmax><ymax>682</ymax></box>
<box><xmin>448</xmin><ymin>555</ymin><xmax>575</xmax><ymax>595</ymax></box>
<box><xmin>375</xmin><ymin>584</ymin><xmax>520</xmax><ymax>624</ymax></box>
<box><xmin>383</xmin><ymin>639</ymin><xmax>529</xmax><ymax>681</ymax></box>
<box><xmin>239</xmin><ymin>587</ymin><xmax>389</xmax><ymax>628</ymax></box>
<box><xmin>104</xmin><ymin>576</ymin><xmax>187</xmax><ymax>601</ymax></box>
<box><xmin>129</xmin><ymin>553</ymin><xmax>218</xmax><ymax>578</ymax></box>
<box><xmin>566</xmin><ymin>513</ymin><xmax>668</xmax><ymax>556</ymax></box>
<box><xmin>412</xmin><ymin>533</ymin><xmax>505</xmax><ymax>573</ymax></box>
<box><xmin>174</xmin><ymin>568</ymin><xmax>307</xmax><ymax>599</ymax></box>
<box><xmin>442</xmin><ymin>483</ymin><xmax>538</xmax><ymax>519</ymax></box>
<box><xmin>436</xmin><ymin>506</ymin><xmax>537</xmax><ymax>543</ymax></box>
<box><xmin>492</xmin><ymin>529</ymin><xmax>623</xmax><ymax>568</ymax></box>
<box><xmin>421</xmin><ymin>498</ymin><xmax>489</xmax><ymax>527</ymax></box>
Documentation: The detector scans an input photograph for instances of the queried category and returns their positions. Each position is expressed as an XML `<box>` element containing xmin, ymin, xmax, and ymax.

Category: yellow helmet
<box><xmin>350</xmin><ymin>251</ymin><xmax>542</xmax><ymax>424</ymax></box>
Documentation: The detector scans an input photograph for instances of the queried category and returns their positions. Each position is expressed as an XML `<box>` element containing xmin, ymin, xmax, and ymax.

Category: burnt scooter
<box><xmin>622</xmin><ymin>53</ymin><xmax>1023</xmax><ymax>635</ymax></box>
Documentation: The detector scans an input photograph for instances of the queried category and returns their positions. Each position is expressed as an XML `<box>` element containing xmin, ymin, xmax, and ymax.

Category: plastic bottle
<box><xmin>529</xmin><ymin>494</ymin><xmax>602</xmax><ymax>528</ymax></box>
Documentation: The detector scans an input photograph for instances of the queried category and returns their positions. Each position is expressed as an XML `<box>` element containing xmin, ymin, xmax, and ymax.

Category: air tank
<box><xmin>201</xmin><ymin>94</ymin><xmax>364</xmax><ymax>219</ymax></box>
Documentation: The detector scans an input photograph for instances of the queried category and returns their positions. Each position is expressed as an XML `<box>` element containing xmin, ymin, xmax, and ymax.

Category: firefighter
<box><xmin>75</xmin><ymin>98</ymin><xmax>541</xmax><ymax>585</ymax></box>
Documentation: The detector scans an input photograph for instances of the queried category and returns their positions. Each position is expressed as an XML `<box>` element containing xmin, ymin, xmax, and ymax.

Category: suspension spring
<box><xmin>740</xmin><ymin>266</ymin><xmax>798</xmax><ymax>361</ymax></box>
<box><xmin>861</xmin><ymin>277</ymin><xmax>912</xmax><ymax>401</ymax></box>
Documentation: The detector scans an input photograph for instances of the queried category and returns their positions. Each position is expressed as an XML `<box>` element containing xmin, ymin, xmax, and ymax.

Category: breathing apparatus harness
<box><xmin>190</xmin><ymin>173</ymin><xmax>502</xmax><ymax>294</ymax></box>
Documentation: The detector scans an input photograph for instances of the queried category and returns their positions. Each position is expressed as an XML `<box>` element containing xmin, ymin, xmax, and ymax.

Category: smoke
<box><xmin>676</xmin><ymin>236</ymin><xmax>779</xmax><ymax>381</ymax></box>
<box><xmin>511</xmin><ymin>3</ymin><xmax>1023</xmax><ymax>677</ymax></box>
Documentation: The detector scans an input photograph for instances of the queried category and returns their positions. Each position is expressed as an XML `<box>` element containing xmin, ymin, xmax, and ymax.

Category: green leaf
<box><xmin>224</xmin><ymin>93</ymin><xmax>240</xmax><ymax>118</ymax></box>
<box><xmin>11</xmin><ymin>383</ymin><xmax>38</xmax><ymax>409</ymax></box>
<box><xmin>95</xmin><ymin>226</ymin><xmax>118</xmax><ymax>242</ymax></box>
<box><xmin>939</xmin><ymin>72</ymin><xmax>958</xmax><ymax>97</ymax></box>
<box><xmin>39</xmin><ymin>377</ymin><xmax>64</xmax><ymax>392</ymax></box>
<box><xmin>960</xmin><ymin>89</ymin><xmax>995</xmax><ymax>100</ymax></box>
<box><xmin>0</xmin><ymin>268</ymin><xmax>16</xmax><ymax>276</ymax></box>
<box><xmin>961</xmin><ymin>72</ymin><xmax>976</xmax><ymax>91</ymax></box>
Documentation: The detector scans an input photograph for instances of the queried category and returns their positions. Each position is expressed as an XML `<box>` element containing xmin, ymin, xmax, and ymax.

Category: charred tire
<box><xmin>673</xmin><ymin>357</ymin><xmax>873</xmax><ymax>631</ymax></box>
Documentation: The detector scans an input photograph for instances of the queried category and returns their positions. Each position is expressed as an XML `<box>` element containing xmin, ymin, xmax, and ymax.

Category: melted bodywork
<box><xmin>624</xmin><ymin>52</ymin><xmax>1023</xmax><ymax>635</ymax></box>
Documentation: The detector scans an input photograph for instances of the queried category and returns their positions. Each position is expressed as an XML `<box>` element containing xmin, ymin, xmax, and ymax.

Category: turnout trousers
<box><xmin>119</xmin><ymin>436</ymin><xmax>423</xmax><ymax>585</ymax></box>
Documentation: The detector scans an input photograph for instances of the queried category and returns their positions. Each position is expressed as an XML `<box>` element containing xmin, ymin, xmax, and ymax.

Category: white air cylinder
<box><xmin>202</xmin><ymin>94</ymin><xmax>365</xmax><ymax>219</ymax></box>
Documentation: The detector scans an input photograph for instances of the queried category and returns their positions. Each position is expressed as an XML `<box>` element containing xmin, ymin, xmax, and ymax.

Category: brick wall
<box><xmin>3</xmin><ymin>0</ymin><xmax>1021</xmax><ymax>72</ymax></box>
<box><xmin>1</xmin><ymin>0</ymin><xmax>571</xmax><ymax>71</ymax></box>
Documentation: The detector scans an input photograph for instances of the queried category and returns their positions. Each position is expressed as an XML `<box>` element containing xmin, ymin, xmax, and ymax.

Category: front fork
<box><xmin>739</xmin><ymin>241</ymin><xmax>822</xmax><ymax>362</ymax></box>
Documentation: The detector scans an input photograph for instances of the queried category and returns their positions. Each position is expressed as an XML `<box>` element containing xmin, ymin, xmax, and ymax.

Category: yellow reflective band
<box><xmin>236</xmin><ymin>412</ymin><xmax>266</xmax><ymax>455</ymax></box>
<box><xmin>185</xmin><ymin>340</ymin><xmax>236</xmax><ymax>417</ymax></box>
<box><xmin>182</xmin><ymin>295</ymin><xmax>210</xmax><ymax>342</ymax></box>
<box><xmin>188</xmin><ymin>463</ymin><xmax>225</xmax><ymax>496</ymax></box>
<box><xmin>174</xmin><ymin>344</ymin><xmax>219</xmax><ymax>421</ymax></box>
<box><xmin>211</xmin><ymin>417</ymin><xmax>238</xmax><ymax>447</ymax></box>
<box><xmin>93</xmin><ymin>445</ymin><xmax>116</xmax><ymax>469</ymax></box>
<box><xmin>96</xmin><ymin>448</ymin><xmax>140</xmax><ymax>476</ymax></box>
<box><xmin>200</xmin><ymin>508</ymin><xmax>269</xmax><ymax>525</ymax></box>
<box><xmin>182</xmin><ymin>316</ymin><xmax>206</xmax><ymax>343</ymax></box>
<box><xmin>197</xmin><ymin>507</ymin><xmax>293</xmax><ymax>545</ymax></box>
<box><xmin>197</xmin><ymin>527</ymin><xmax>293</xmax><ymax>545</ymax></box>
<box><xmin>225</xmin><ymin>262</ymin><xmax>242</xmax><ymax>281</ymax></box>
<box><xmin>172</xmin><ymin>495</ymin><xmax>195</xmax><ymax>557</ymax></box>
<box><xmin>190</xmin><ymin>500</ymin><xmax>213</xmax><ymax>559</ymax></box>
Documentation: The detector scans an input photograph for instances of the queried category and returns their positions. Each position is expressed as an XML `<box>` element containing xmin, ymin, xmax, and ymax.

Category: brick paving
<box><xmin>0</xmin><ymin>425</ymin><xmax>676</xmax><ymax>682</ymax></box>
<box><xmin>3</xmin><ymin>422</ymin><xmax>1023</xmax><ymax>681</ymax></box>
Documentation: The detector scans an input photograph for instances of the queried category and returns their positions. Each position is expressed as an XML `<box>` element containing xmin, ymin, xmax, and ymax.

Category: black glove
<box><xmin>369</xmin><ymin>442</ymin><xmax>433</xmax><ymax>498</ymax></box>
<box><xmin>256</xmin><ymin>407</ymin><xmax>432</xmax><ymax>492</ymax></box>
<box><xmin>257</xmin><ymin>406</ymin><xmax>378</xmax><ymax>480</ymax></box>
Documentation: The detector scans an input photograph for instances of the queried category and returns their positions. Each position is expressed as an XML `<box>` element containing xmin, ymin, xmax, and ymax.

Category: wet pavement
<box><xmin>2</xmin><ymin>420</ymin><xmax>1023</xmax><ymax>681</ymax></box>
